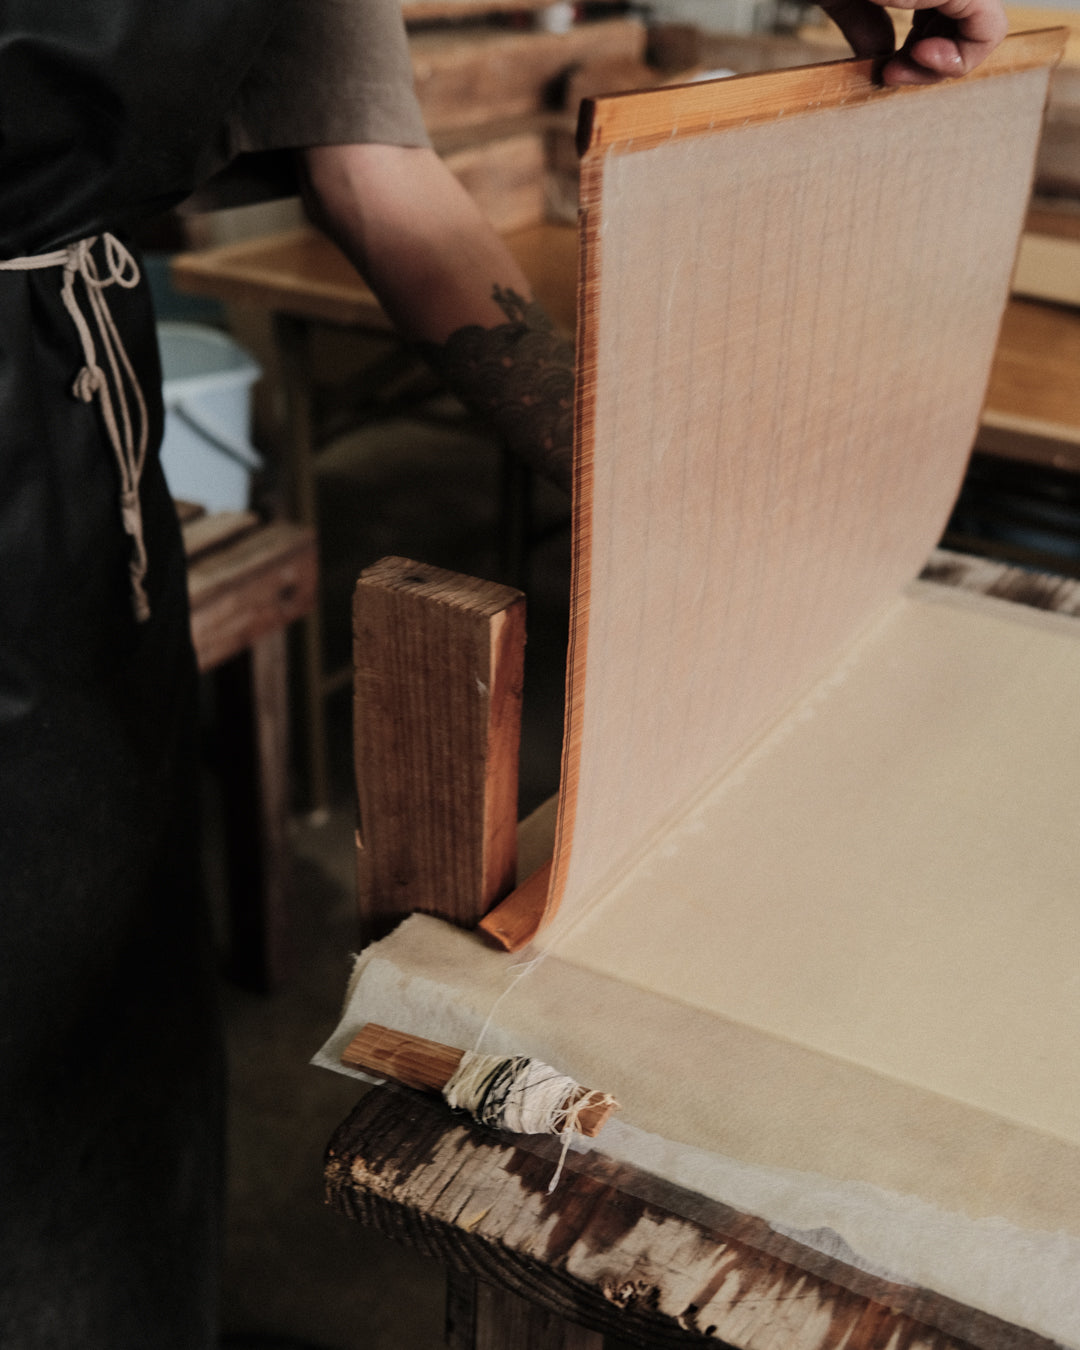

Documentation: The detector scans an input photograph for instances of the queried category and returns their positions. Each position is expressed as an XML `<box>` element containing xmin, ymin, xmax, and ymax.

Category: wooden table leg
<box><xmin>447</xmin><ymin>1270</ymin><xmax>605</xmax><ymax>1350</ymax></box>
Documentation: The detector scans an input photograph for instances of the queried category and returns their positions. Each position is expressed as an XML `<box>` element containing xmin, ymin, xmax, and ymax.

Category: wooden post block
<box><xmin>353</xmin><ymin>557</ymin><xmax>525</xmax><ymax>936</ymax></box>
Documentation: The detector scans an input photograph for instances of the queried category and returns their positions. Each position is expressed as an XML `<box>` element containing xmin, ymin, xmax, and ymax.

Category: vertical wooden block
<box><xmin>353</xmin><ymin>557</ymin><xmax>525</xmax><ymax>936</ymax></box>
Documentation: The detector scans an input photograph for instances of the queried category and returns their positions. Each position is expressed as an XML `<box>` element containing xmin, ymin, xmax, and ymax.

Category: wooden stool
<box><xmin>181</xmin><ymin>505</ymin><xmax>318</xmax><ymax>991</ymax></box>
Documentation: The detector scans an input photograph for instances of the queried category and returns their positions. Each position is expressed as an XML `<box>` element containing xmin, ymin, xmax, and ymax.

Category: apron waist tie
<box><xmin>0</xmin><ymin>234</ymin><xmax>152</xmax><ymax>621</ymax></box>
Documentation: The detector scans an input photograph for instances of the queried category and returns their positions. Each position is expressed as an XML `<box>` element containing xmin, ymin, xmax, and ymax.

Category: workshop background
<box><xmin>139</xmin><ymin>0</ymin><xmax>1080</xmax><ymax>1344</ymax></box>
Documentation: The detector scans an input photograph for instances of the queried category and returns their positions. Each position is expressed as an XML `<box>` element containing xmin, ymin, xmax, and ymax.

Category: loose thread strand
<box><xmin>442</xmin><ymin>1051</ymin><xmax>617</xmax><ymax>1192</ymax></box>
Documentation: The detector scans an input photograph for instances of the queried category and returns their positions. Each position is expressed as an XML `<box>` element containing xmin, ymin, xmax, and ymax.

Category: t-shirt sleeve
<box><xmin>225</xmin><ymin>0</ymin><xmax>430</xmax><ymax>154</ymax></box>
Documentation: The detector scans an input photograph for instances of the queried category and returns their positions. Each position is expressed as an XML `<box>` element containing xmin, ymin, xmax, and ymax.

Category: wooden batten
<box><xmin>477</xmin><ymin>859</ymin><xmax>552</xmax><ymax>950</ymax></box>
<box><xmin>353</xmin><ymin>558</ymin><xmax>525</xmax><ymax>938</ymax></box>
<box><xmin>342</xmin><ymin>1023</ymin><xmax>466</xmax><ymax>1090</ymax></box>
<box><xmin>576</xmin><ymin>29</ymin><xmax>1066</xmax><ymax>156</ymax></box>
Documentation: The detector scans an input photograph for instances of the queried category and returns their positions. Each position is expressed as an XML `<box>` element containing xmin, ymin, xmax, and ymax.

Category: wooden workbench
<box><xmin>324</xmin><ymin>548</ymin><xmax>1080</xmax><ymax>1350</ymax></box>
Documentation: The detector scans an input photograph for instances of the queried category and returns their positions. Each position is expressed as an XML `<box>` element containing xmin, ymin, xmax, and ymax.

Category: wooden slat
<box><xmin>478</xmin><ymin>860</ymin><xmax>551</xmax><ymax>951</ymax></box>
<box><xmin>353</xmin><ymin>558</ymin><xmax>525</xmax><ymax>936</ymax></box>
<box><xmin>1012</xmin><ymin>231</ymin><xmax>1080</xmax><ymax>305</ymax></box>
<box><xmin>983</xmin><ymin>297</ymin><xmax>1080</xmax><ymax>460</ymax></box>
<box><xmin>180</xmin><ymin>508</ymin><xmax>259</xmax><ymax>562</ymax></box>
<box><xmin>173</xmin><ymin>222</ymin><xmax>577</xmax><ymax>333</ymax></box>
<box><xmin>577</xmin><ymin>29</ymin><xmax>1066</xmax><ymax>155</ymax></box>
<box><xmin>187</xmin><ymin>520</ymin><xmax>317</xmax><ymax>672</ymax></box>
<box><xmin>342</xmin><ymin>1023</ymin><xmax>466</xmax><ymax>1090</ymax></box>
<box><xmin>800</xmin><ymin>4</ymin><xmax>1080</xmax><ymax>66</ymax></box>
<box><xmin>409</xmin><ymin>20</ymin><xmax>646</xmax><ymax>134</ymax></box>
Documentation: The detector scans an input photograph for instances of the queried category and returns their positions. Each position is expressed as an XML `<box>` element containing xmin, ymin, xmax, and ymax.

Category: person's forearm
<box><xmin>301</xmin><ymin>142</ymin><xmax>573</xmax><ymax>491</ymax></box>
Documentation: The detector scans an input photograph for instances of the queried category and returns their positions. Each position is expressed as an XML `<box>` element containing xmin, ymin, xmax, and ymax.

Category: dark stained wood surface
<box><xmin>326</xmin><ymin>1085</ymin><xmax>1058</xmax><ymax>1350</ymax></box>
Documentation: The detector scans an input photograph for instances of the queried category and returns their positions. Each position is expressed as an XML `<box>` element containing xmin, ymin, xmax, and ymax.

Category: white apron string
<box><xmin>0</xmin><ymin>234</ymin><xmax>152</xmax><ymax>621</ymax></box>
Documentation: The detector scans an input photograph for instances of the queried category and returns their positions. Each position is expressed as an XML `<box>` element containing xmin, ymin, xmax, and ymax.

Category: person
<box><xmin>0</xmin><ymin>0</ymin><xmax>1008</xmax><ymax>1344</ymax></box>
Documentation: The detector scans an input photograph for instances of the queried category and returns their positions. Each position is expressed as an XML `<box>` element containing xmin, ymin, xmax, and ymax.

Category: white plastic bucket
<box><xmin>157</xmin><ymin>321</ymin><xmax>262</xmax><ymax>513</ymax></box>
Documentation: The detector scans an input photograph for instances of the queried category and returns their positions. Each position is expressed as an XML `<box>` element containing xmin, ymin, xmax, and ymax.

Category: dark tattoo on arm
<box><xmin>418</xmin><ymin>286</ymin><xmax>574</xmax><ymax>493</ymax></box>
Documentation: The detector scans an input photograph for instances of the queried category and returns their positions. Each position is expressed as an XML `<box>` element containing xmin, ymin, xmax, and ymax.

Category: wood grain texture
<box><xmin>342</xmin><ymin>1023</ymin><xmax>466</xmax><ymax>1089</ymax></box>
<box><xmin>186</xmin><ymin>520</ymin><xmax>317</xmax><ymax>673</ymax></box>
<box><xmin>514</xmin><ymin>41</ymin><xmax>1057</xmax><ymax>944</ymax></box>
<box><xmin>353</xmin><ymin>558</ymin><xmax>525</xmax><ymax>936</ymax></box>
<box><xmin>327</xmin><ymin>1086</ymin><xmax>1058</xmax><ymax>1350</ymax></box>
<box><xmin>577</xmin><ymin>30</ymin><xmax>1064</xmax><ymax>154</ymax></box>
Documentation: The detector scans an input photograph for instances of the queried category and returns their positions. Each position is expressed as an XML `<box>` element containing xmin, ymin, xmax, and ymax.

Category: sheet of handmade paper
<box><xmin>321</xmin><ymin>577</ymin><xmax>1080</xmax><ymax>1341</ymax></box>
<box><xmin>544</xmin><ymin>583</ymin><xmax>1080</xmax><ymax>1146</ymax></box>
<box><xmin>555</xmin><ymin>66</ymin><xmax>1052</xmax><ymax>920</ymax></box>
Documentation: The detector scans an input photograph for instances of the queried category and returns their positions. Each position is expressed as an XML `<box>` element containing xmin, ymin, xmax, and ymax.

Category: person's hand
<box><xmin>819</xmin><ymin>0</ymin><xmax>1009</xmax><ymax>85</ymax></box>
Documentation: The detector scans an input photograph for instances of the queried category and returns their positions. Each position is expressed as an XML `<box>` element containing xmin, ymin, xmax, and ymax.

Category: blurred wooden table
<box><xmin>173</xmin><ymin>222</ymin><xmax>576</xmax><ymax>812</ymax></box>
<box><xmin>982</xmin><ymin>204</ymin><xmax>1080</xmax><ymax>474</ymax></box>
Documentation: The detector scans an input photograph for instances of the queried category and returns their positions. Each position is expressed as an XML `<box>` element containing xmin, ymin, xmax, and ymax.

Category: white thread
<box><xmin>1</xmin><ymin>234</ymin><xmax>151</xmax><ymax>621</ymax></box>
<box><xmin>472</xmin><ymin>951</ymin><xmax>547</xmax><ymax>1054</ymax></box>
<box><xmin>443</xmin><ymin>1051</ymin><xmax>617</xmax><ymax>1192</ymax></box>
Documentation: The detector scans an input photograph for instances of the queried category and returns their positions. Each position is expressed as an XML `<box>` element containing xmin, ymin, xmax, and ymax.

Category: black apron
<box><xmin>0</xmin><ymin>6</ymin><xmax>274</xmax><ymax>1345</ymax></box>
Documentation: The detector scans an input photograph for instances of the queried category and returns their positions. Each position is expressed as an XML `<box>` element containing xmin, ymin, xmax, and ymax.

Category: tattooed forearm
<box><xmin>418</xmin><ymin>287</ymin><xmax>574</xmax><ymax>494</ymax></box>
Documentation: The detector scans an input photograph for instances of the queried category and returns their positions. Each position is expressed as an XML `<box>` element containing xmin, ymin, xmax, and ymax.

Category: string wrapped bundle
<box><xmin>342</xmin><ymin>1024</ymin><xmax>618</xmax><ymax>1189</ymax></box>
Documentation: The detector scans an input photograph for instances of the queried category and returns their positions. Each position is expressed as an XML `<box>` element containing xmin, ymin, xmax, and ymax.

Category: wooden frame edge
<box><xmin>577</xmin><ymin>28</ymin><xmax>1067</xmax><ymax>157</ymax></box>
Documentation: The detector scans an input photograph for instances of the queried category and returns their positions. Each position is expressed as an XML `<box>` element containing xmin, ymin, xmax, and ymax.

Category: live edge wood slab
<box><xmin>326</xmin><ymin>1077</ymin><xmax>1055</xmax><ymax>1350</ymax></box>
